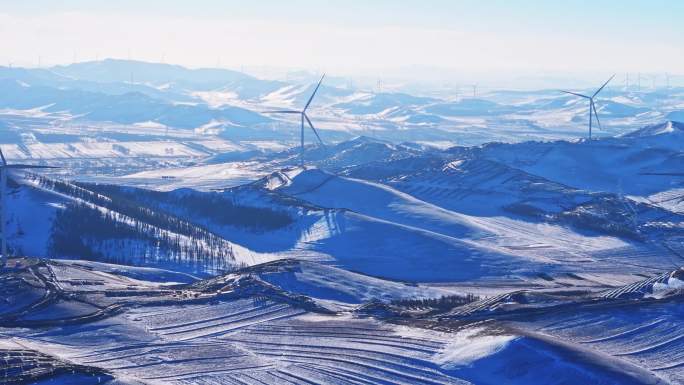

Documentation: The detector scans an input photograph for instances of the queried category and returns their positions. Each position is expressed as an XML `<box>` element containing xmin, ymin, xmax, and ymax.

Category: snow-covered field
<box><xmin>3</xmin><ymin>259</ymin><xmax>679</xmax><ymax>384</ymax></box>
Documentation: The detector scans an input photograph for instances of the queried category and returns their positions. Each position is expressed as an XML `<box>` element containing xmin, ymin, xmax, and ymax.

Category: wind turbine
<box><xmin>561</xmin><ymin>74</ymin><xmax>615</xmax><ymax>140</ymax></box>
<box><xmin>665</xmin><ymin>73</ymin><xmax>671</xmax><ymax>89</ymax></box>
<box><xmin>266</xmin><ymin>74</ymin><xmax>326</xmax><ymax>167</ymax></box>
<box><xmin>0</xmin><ymin>148</ymin><xmax>56</xmax><ymax>268</ymax></box>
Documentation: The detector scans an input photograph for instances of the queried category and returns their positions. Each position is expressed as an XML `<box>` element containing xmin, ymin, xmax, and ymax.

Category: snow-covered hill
<box><xmin>4</xmin><ymin>171</ymin><xmax>276</xmax><ymax>274</ymax></box>
<box><xmin>8</xmin><ymin>118</ymin><xmax>684</xmax><ymax>284</ymax></box>
<box><xmin>257</xmin><ymin>167</ymin><xmax>679</xmax><ymax>282</ymax></box>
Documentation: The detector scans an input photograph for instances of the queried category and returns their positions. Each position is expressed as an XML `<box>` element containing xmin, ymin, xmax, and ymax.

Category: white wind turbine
<box><xmin>0</xmin><ymin>148</ymin><xmax>57</xmax><ymax>268</ymax></box>
<box><xmin>266</xmin><ymin>75</ymin><xmax>326</xmax><ymax>167</ymax></box>
<box><xmin>561</xmin><ymin>74</ymin><xmax>615</xmax><ymax>140</ymax></box>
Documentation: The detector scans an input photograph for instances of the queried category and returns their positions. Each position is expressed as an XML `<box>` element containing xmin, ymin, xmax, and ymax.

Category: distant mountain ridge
<box><xmin>621</xmin><ymin>120</ymin><xmax>684</xmax><ymax>138</ymax></box>
<box><xmin>52</xmin><ymin>59</ymin><xmax>255</xmax><ymax>85</ymax></box>
<box><xmin>0</xmin><ymin>78</ymin><xmax>271</xmax><ymax>129</ymax></box>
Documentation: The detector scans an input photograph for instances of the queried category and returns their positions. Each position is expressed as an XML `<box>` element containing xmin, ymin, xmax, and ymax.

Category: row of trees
<box><xmin>391</xmin><ymin>294</ymin><xmax>480</xmax><ymax>311</ymax></box>
<box><xmin>34</xmin><ymin>175</ymin><xmax>238</xmax><ymax>274</ymax></box>
<box><xmin>49</xmin><ymin>203</ymin><xmax>236</xmax><ymax>273</ymax></box>
<box><xmin>38</xmin><ymin>176</ymin><xmax>233</xmax><ymax>244</ymax></box>
<box><xmin>80</xmin><ymin>183</ymin><xmax>294</xmax><ymax>231</ymax></box>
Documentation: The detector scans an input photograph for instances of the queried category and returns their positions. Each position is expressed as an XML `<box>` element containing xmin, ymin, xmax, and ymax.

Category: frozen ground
<box><xmin>2</xmin><ymin>258</ymin><xmax>680</xmax><ymax>384</ymax></box>
<box><xmin>1</xmin><ymin>61</ymin><xmax>683</xmax><ymax>383</ymax></box>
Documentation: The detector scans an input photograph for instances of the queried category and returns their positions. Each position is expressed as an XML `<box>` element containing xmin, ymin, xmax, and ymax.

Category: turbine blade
<box><xmin>303</xmin><ymin>74</ymin><xmax>325</xmax><ymax>112</ymax></box>
<box><xmin>264</xmin><ymin>110</ymin><xmax>301</xmax><ymax>114</ymax></box>
<box><xmin>592</xmin><ymin>74</ymin><xmax>615</xmax><ymax>98</ymax></box>
<box><xmin>592</xmin><ymin>101</ymin><xmax>602</xmax><ymax>130</ymax></box>
<box><xmin>304</xmin><ymin>114</ymin><xmax>325</xmax><ymax>147</ymax></box>
<box><xmin>0</xmin><ymin>148</ymin><xmax>5</xmax><ymax>166</ymax></box>
<box><xmin>560</xmin><ymin>90</ymin><xmax>590</xmax><ymax>99</ymax></box>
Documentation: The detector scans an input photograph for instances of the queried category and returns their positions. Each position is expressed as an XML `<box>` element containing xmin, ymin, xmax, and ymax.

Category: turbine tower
<box><xmin>561</xmin><ymin>74</ymin><xmax>615</xmax><ymax>140</ymax></box>
<box><xmin>266</xmin><ymin>75</ymin><xmax>326</xmax><ymax>167</ymax></box>
<box><xmin>0</xmin><ymin>148</ymin><xmax>56</xmax><ymax>268</ymax></box>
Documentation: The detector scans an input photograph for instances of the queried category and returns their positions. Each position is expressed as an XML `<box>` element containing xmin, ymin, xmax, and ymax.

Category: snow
<box><xmin>191</xmin><ymin>90</ymin><xmax>240</xmax><ymax>107</ymax></box>
<box><xmin>118</xmin><ymin>161</ymin><xmax>267</xmax><ymax>191</ymax></box>
<box><xmin>0</xmin><ymin>106</ymin><xmax>55</xmax><ymax>118</ymax></box>
<box><xmin>54</xmin><ymin>259</ymin><xmax>200</xmax><ymax>284</ymax></box>
<box><xmin>3</xmin><ymin>141</ymin><xmax>209</xmax><ymax>159</ymax></box>
<box><xmin>256</xmin><ymin>260</ymin><xmax>451</xmax><ymax>307</ymax></box>
<box><xmin>517</xmin><ymin>298</ymin><xmax>684</xmax><ymax>383</ymax></box>
<box><xmin>8</xmin><ymin>172</ymin><xmax>279</xmax><ymax>272</ymax></box>
<box><xmin>414</xmin><ymin>140</ymin><xmax>458</xmax><ymax>150</ymax></box>
<box><xmin>5</xmin><ymin>257</ymin><xmax>673</xmax><ymax>384</ymax></box>
<box><xmin>1</xmin><ymin>260</ymin><xmax>471</xmax><ymax>384</ymax></box>
<box><xmin>5</xmin><ymin>170</ymin><xmax>66</xmax><ymax>256</ymax></box>
<box><xmin>651</xmin><ymin>277</ymin><xmax>684</xmax><ymax>297</ymax></box>
<box><xmin>132</xmin><ymin>121</ymin><xmax>167</xmax><ymax>129</ymax></box>
<box><xmin>442</xmin><ymin>159</ymin><xmax>465</xmax><ymax>170</ymax></box>
<box><xmin>434</xmin><ymin>327</ymin><xmax>517</xmax><ymax>368</ymax></box>
<box><xmin>6</xmin><ymin>123</ymin><xmax>682</xmax><ymax>287</ymax></box>
<box><xmin>238</xmin><ymin>140</ymin><xmax>290</xmax><ymax>152</ymax></box>
<box><xmin>622</xmin><ymin>120</ymin><xmax>684</xmax><ymax>138</ymax></box>
<box><xmin>261</xmin><ymin>84</ymin><xmax>310</xmax><ymax>107</ymax></box>
<box><xmin>2</xmin><ymin>60</ymin><xmax>684</xmax><ymax>384</ymax></box>
<box><xmin>272</xmin><ymin>168</ymin><xmax>637</xmax><ymax>282</ymax></box>
<box><xmin>281</xmin><ymin>168</ymin><xmax>485</xmax><ymax>238</ymax></box>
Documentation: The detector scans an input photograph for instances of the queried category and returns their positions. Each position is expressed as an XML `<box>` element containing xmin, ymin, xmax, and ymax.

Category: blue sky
<box><xmin>0</xmin><ymin>0</ymin><xmax>682</xmax><ymax>81</ymax></box>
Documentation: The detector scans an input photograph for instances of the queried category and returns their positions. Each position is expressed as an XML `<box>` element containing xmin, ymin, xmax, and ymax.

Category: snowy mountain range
<box><xmin>1</xmin><ymin>59</ymin><xmax>682</xmax><ymax>147</ymax></box>
<box><xmin>2</xmin><ymin>60</ymin><xmax>684</xmax><ymax>384</ymax></box>
<box><xmin>4</xmin><ymin>121</ymin><xmax>684</xmax><ymax>283</ymax></box>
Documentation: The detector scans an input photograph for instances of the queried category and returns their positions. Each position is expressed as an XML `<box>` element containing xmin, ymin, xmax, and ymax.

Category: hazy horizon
<box><xmin>1</xmin><ymin>0</ymin><xmax>683</xmax><ymax>90</ymax></box>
